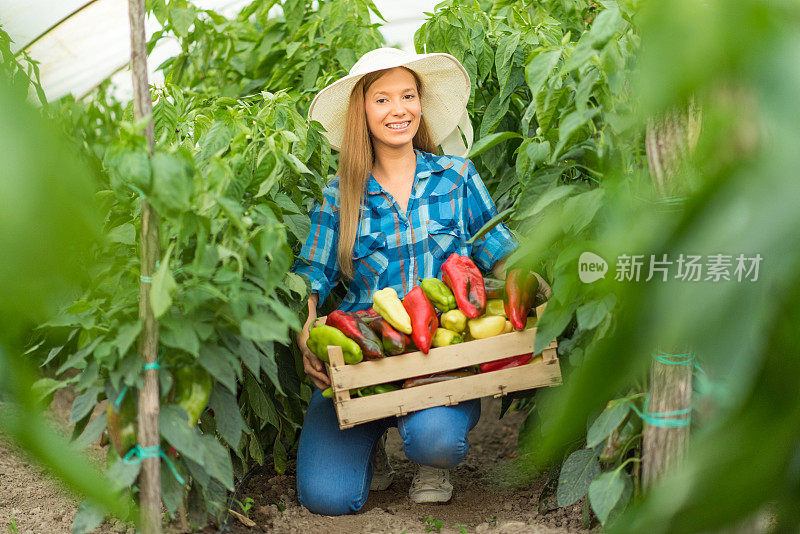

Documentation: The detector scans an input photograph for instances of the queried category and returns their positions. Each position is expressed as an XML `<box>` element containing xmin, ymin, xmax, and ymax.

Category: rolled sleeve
<box><xmin>465</xmin><ymin>161</ymin><xmax>518</xmax><ymax>272</ymax></box>
<box><xmin>291</xmin><ymin>186</ymin><xmax>341</xmax><ymax>306</ymax></box>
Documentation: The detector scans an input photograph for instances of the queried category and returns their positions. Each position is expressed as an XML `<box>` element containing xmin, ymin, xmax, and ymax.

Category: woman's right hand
<box><xmin>297</xmin><ymin>294</ymin><xmax>330</xmax><ymax>390</ymax></box>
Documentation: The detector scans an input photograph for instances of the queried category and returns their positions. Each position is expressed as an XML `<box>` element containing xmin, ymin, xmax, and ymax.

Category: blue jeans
<box><xmin>296</xmin><ymin>387</ymin><xmax>481</xmax><ymax>516</ymax></box>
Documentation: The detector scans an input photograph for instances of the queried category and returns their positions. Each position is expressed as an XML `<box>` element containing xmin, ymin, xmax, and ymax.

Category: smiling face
<box><xmin>364</xmin><ymin>67</ymin><xmax>422</xmax><ymax>152</ymax></box>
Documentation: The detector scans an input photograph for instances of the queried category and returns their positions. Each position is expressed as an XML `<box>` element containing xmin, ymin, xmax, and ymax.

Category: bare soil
<box><xmin>1</xmin><ymin>391</ymin><xmax>592</xmax><ymax>534</ymax></box>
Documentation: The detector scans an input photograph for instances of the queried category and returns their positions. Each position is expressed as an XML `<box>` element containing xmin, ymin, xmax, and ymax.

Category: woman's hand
<box><xmin>297</xmin><ymin>294</ymin><xmax>330</xmax><ymax>390</ymax></box>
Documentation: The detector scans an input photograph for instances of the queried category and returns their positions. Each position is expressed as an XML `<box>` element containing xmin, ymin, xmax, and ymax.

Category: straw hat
<box><xmin>308</xmin><ymin>47</ymin><xmax>474</xmax><ymax>157</ymax></box>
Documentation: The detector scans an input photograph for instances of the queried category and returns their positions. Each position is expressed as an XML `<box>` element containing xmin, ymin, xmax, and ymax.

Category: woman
<box><xmin>292</xmin><ymin>48</ymin><xmax>518</xmax><ymax>516</ymax></box>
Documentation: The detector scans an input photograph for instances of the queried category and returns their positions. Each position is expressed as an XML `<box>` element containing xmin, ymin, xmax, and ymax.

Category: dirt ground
<box><xmin>1</xmin><ymin>391</ymin><xmax>591</xmax><ymax>534</ymax></box>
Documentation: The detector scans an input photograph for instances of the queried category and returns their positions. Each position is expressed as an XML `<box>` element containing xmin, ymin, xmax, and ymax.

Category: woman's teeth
<box><xmin>387</xmin><ymin>121</ymin><xmax>410</xmax><ymax>130</ymax></box>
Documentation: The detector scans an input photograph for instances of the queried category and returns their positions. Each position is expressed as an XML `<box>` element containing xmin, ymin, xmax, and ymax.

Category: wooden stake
<box><xmin>128</xmin><ymin>1</ymin><xmax>161</xmax><ymax>532</ymax></box>
<box><xmin>642</xmin><ymin>105</ymin><xmax>701</xmax><ymax>487</ymax></box>
<box><xmin>642</xmin><ymin>350</ymin><xmax>692</xmax><ymax>487</ymax></box>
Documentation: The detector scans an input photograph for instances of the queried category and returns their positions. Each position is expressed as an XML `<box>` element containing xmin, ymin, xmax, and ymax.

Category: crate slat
<box><xmin>328</xmin><ymin>327</ymin><xmax>555</xmax><ymax>391</ymax></box>
<box><xmin>333</xmin><ymin>349</ymin><xmax>561</xmax><ymax>428</ymax></box>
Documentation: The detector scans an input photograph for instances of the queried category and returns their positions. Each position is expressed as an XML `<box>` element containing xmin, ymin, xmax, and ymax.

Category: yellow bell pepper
<box><xmin>485</xmin><ymin>298</ymin><xmax>506</xmax><ymax>317</ymax></box>
<box><xmin>440</xmin><ymin>309</ymin><xmax>467</xmax><ymax>333</ymax></box>
<box><xmin>467</xmin><ymin>315</ymin><xmax>507</xmax><ymax>339</ymax></box>
<box><xmin>372</xmin><ymin>287</ymin><xmax>412</xmax><ymax>334</ymax></box>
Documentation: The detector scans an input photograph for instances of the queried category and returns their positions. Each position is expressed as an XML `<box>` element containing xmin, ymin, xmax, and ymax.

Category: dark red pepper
<box><xmin>483</xmin><ymin>277</ymin><xmax>506</xmax><ymax>299</ymax></box>
<box><xmin>479</xmin><ymin>353</ymin><xmax>533</xmax><ymax>373</ymax></box>
<box><xmin>503</xmin><ymin>268</ymin><xmax>539</xmax><ymax>331</ymax></box>
<box><xmin>402</xmin><ymin>286</ymin><xmax>438</xmax><ymax>354</ymax></box>
<box><xmin>355</xmin><ymin>307</ymin><xmax>381</xmax><ymax>325</ymax></box>
<box><xmin>325</xmin><ymin>310</ymin><xmax>384</xmax><ymax>360</ymax></box>
<box><xmin>441</xmin><ymin>253</ymin><xmax>486</xmax><ymax>318</ymax></box>
<box><xmin>369</xmin><ymin>317</ymin><xmax>412</xmax><ymax>356</ymax></box>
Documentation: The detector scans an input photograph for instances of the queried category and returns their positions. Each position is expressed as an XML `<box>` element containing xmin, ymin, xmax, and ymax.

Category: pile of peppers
<box><xmin>306</xmin><ymin>253</ymin><xmax>549</xmax><ymax>396</ymax></box>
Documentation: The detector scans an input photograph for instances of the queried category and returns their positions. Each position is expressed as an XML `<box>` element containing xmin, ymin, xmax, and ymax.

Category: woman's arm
<box><xmin>296</xmin><ymin>293</ymin><xmax>330</xmax><ymax>390</ymax></box>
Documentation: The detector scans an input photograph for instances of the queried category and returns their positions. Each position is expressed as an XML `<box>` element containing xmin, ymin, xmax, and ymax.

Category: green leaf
<box><xmin>557</xmin><ymin>448</ymin><xmax>601</xmax><ymax>507</ymax></box>
<box><xmin>149</xmin><ymin>152</ymin><xmax>193</xmax><ymax>216</ymax></box>
<box><xmin>241</xmin><ymin>312</ymin><xmax>290</xmax><ymax>344</ymax></box>
<box><xmin>106</xmin><ymin>458</ymin><xmax>141</xmax><ymax>493</ymax></box>
<box><xmin>273</xmin><ymin>438</ymin><xmax>287</xmax><ymax>475</ymax></box>
<box><xmin>169</xmin><ymin>7</ymin><xmax>196</xmax><ymax>38</ymax></box>
<box><xmin>73</xmin><ymin>412</ymin><xmax>107</xmax><ymax>450</ymax></box>
<box><xmin>198</xmin><ymin>345</ymin><xmax>237</xmax><ymax>393</ymax></box>
<box><xmin>562</xmin><ymin>189</ymin><xmax>605</xmax><ymax>234</ymax></box>
<box><xmin>516</xmin><ymin>185</ymin><xmax>576</xmax><ymax>221</ymax></box>
<box><xmin>72</xmin><ymin>500</ymin><xmax>105</xmax><ymax>534</ymax></box>
<box><xmin>587</xmin><ymin>401</ymin><xmax>630</xmax><ymax>448</ymax></box>
<box><xmin>577</xmin><ymin>294</ymin><xmax>617</xmax><ymax>332</ymax></box>
<box><xmin>553</xmin><ymin>108</ymin><xmax>600</xmax><ymax>159</ymax></box>
<box><xmin>467</xmin><ymin>207</ymin><xmax>514</xmax><ymax>244</ymax></box>
<box><xmin>245</xmin><ymin>374</ymin><xmax>280</xmax><ymax>429</ymax></box>
<box><xmin>107</xmin><ymin>223</ymin><xmax>135</xmax><ymax>245</ymax></box>
<box><xmin>114</xmin><ymin>321</ymin><xmax>142</xmax><ymax>358</ymax></box>
<box><xmin>70</xmin><ymin>385</ymin><xmax>103</xmax><ymax>424</ymax></box>
<box><xmin>589</xmin><ymin>470</ymin><xmax>630</xmax><ymax>525</ymax></box>
<box><xmin>479</xmin><ymin>92</ymin><xmax>511</xmax><ymax>138</ymax></box>
<box><xmin>160</xmin><ymin>404</ymin><xmax>204</xmax><ymax>464</ymax></box>
<box><xmin>208</xmin><ymin>386</ymin><xmax>248</xmax><ymax>449</ymax></box>
<box><xmin>200</xmin><ymin>434</ymin><xmax>234</xmax><ymax>490</ymax></box>
<box><xmin>468</xmin><ymin>131</ymin><xmax>522</xmax><ymax>159</ymax></box>
<box><xmin>526</xmin><ymin>49</ymin><xmax>561</xmax><ymax>97</ymax></box>
<box><xmin>160</xmin><ymin>315</ymin><xmax>199</xmax><ymax>356</ymax></box>
<box><xmin>534</xmin><ymin>299</ymin><xmax>577</xmax><ymax>354</ymax></box>
<box><xmin>150</xmin><ymin>243</ymin><xmax>177</xmax><ymax>318</ymax></box>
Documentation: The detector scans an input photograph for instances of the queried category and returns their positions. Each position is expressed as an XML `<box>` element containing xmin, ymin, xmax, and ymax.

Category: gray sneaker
<box><xmin>370</xmin><ymin>431</ymin><xmax>394</xmax><ymax>491</ymax></box>
<box><xmin>409</xmin><ymin>465</ymin><xmax>453</xmax><ymax>504</ymax></box>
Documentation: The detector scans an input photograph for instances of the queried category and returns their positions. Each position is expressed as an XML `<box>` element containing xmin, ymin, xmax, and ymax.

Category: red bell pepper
<box><xmin>441</xmin><ymin>253</ymin><xmax>486</xmax><ymax>318</ymax></box>
<box><xmin>402</xmin><ymin>286</ymin><xmax>438</xmax><ymax>354</ymax></box>
<box><xmin>369</xmin><ymin>317</ymin><xmax>412</xmax><ymax>356</ymax></box>
<box><xmin>503</xmin><ymin>268</ymin><xmax>539</xmax><ymax>331</ymax></box>
<box><xmin>355</xmin><ymin>307</ymin><xmax>381</xmax><ymax>325</ymax></box>
<box><xmin>479</xmin><ymin>353</ymin><xmax>533</xmax><ymax>373</ymax></box>
<box><xmin>325</xmin><ymin>310</ymin><xmax>384</xmax><ymax>360</ymax></box>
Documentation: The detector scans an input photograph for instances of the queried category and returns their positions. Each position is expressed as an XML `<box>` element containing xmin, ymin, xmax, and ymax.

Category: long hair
<box><xmin>337</xmin><ymin>67</ymin><xmax>437</xmax><ymax>280</ymax></box>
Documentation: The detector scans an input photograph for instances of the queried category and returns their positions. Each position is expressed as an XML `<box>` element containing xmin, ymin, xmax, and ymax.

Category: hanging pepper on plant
<box><xmin>419</xmin><ymin>277</ymin><xmax>456</xmax><ymax>312</ymax></box>
<box><xmin>369</xmin><ymin>317</ymin><xmax>413</xmax><ymax>355</ymax></box>
<box><xmin>106</xmin><ymin>391</ymin><xmax>137</xmax><ymax>456</ymax></box>
<box><xmin>503</xmin><ymin>268</ymin><xmax>539</xmax><ymax>331</ymax></box>
<box><xmin>173</xmin><ymin>365</ymin><xmax>213</xmax><ymax>426</ymax></box>
<box><xmin>373</xmin><ymin>287</ymin><xmax>412</xmax><ymax>334</ymax></box>
<box><xmin>325</xmin><ymin>310</ymin><xmax>384</xmax><ymax>360</ymax></box>
<box><xmin>441</xmin><ymin>253</ymin><xmax>486</xmax><ymax>318</ymax></box>
<box><xmin>402</xmin><ymin>286</ymin><xmax>438</xmax><ymax>354</ymax></box>
<box><xmin>307</xmin><ymin>325</ymin><xmax>363</xmax><ymax>364</ymax></box>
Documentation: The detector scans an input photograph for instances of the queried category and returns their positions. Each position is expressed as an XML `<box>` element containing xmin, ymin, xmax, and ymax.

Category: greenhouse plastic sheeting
<box><xmin>0</xmin><ymin>0</ymin><xmax>435</xmax><ymax>101</ymax></box>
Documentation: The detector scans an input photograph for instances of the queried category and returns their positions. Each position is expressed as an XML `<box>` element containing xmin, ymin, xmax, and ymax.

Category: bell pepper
<box><xmin>485</xmin><ymin>298</ymin><xmax>506</xmax><ymax>317</ymax></box>
<box><xmin>307</xmin><ymin>325</ymin><xmax>363</xmax><ymax>364</ymax></box>
<box><xmin>325</xmin><ymin>310</ymin><xmax>384</xmax><ymax>360</ymax></box>
<box><xmin>432</xmin><ymin>328</ymin><xmax>463</xmax><ymax>347</ymax></box>
<box><xmin>467</xmin><ymin>315</ymin><xmax>507</xmax><ymax>339</ymax></box>
<box><xmin>403</xmin><ymin>368</ymin><xmax>476</xmax><ymax>388</ymax></box>
<box><xmin>483</xmin><ymin>277</ymin><xmax>506</xmax><ymax>299</ymax></box>
<box><xmin>503</xmin><ymin>268</ymin><xmax>539</xmax><ymax>331</ymax></box>
<box><xmin>479</xmin><ymin>352</ymin><xmax>532</xmax><ymax>373</ymax></box>
<box><xmin>106</xmin><ymin>392</ymin><xmax>137</xmax><ymax>456</ymax></box>
<box><xmin>356</xmin><ymin>383</ymin><xmax>401</xmax><ymax>397</ymax></box>
<box><xmin>502</xmin><ymin>320</ymin><xmax>513</xmax><ymax>334</ymax></box>
<box><xmin>419</xmin><ymin>277</ymin><xmax>456</xmax><ymax>312</ymax></box>
<box><xmin>440</xmin><ymin>309</ymin><xmax>467</xmax><ymax>333</ymax></box>
<box><xmin>354</xmin><ymin>307</ymin><xmax>381</xmax><ymax>325</ymax></box>
<box><xmin>373</xmin><ymin>287</ymin><xmax>412</xmax><ymax>334</ymax></box>
<box><xmin>402</xmin><ymin>286</ymin><xmax>438</xmax><ymax>354</ymax></box>
<box><xmin>369</xmin><ymin>317</ymin><xmax>412</xmax><ymax>356</ymax></box>
<box><xmin>441</xmin><ymin>253</ymin><xmax>486</xmax><ymax>318</ymax></box>
<box><xmin>173</xmin><ymin>366</ymin><xmax>213</xmax><ymax>427</ymax></box>
<box><xmin>321</xmin><ymin>387</ymin><xmax>334</xmax><ymax>398</ymax></box>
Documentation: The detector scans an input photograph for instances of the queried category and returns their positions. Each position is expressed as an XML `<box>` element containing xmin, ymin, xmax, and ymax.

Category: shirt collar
<box><xmin>366</xmin><ymin>149</ymin><xmax>454</xmax><ymax>196</ymax></box>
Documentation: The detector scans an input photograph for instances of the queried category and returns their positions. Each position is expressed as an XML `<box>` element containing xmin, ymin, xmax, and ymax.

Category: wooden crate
<box><xmin>322</xmin><ymin>303</ymin><xmax>561</xmax><ymax>429</ymax></box>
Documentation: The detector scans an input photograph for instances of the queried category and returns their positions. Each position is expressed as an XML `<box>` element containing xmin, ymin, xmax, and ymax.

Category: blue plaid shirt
<box><xmin>293</xmin><ymin>149</ymin><xmax>518</xmax><ymax>312</ymax></box>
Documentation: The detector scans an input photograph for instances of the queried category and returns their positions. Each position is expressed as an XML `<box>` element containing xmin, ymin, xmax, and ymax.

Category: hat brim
<box><xmin>308</xmin><ymin>52</ymin><xmax>471</xmax><ymax>152</ymax></box>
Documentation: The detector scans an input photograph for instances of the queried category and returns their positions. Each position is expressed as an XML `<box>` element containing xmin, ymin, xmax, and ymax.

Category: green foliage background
<box><xmin>2</xmin><ymin>0</ymin><xmax>799</xmax><ymax>531</ymax></box>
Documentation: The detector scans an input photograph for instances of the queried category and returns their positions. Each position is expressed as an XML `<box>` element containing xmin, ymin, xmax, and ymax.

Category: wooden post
<box><xmin>642</xmin><ymin>104</ymin><xmax>701</xmax><ymax>487</ymax></box>
<box><xmin>128</xmin><ymin>1</ymin><xmax>161</xmax><ymax>532</ymax></box>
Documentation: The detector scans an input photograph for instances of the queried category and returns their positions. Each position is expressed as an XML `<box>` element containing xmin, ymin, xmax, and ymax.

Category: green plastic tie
<box><xmin>113</xmin><ymin>386</ymin><xmax>128</xmax><ymax>409</ymax></box>
<box><xmin>140</xmin><ymin>275</ymin><xmax>153</xmax><ymax>283</ymax></box>
<box><xmin>123</xmin><ymin>445</ymin><xmax>185</xmax><ymax>485</ymax></box>
<box><xmin>631</xmin><ymin>395</ymin><xmax>691</xmax><ymax>428</ymax></box>
<box><xmin>125</xmin><ymin>183</ymin><xmax>147</xmax><ymax>198</ymax></box>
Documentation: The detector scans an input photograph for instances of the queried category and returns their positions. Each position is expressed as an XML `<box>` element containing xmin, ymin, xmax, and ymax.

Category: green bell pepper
<box><xmin>308</xmin><ymin>325</ymin><xmax>363</xmax><ymax>364</ymax></box>
<box><xmin>419</xmin><ymin>277</ymin><xmax>456</xmax><ymax>312</ymax></box>
<box><xmin>174</xmin><ymin>366</ymin><xmax>213</xmax><ymax>427</ymax></box>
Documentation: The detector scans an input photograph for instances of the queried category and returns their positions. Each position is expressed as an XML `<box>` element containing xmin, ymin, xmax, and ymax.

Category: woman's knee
<box><xmin>402</xmin><ymin>425</ymin><xmax>469</xmax><ymax>468</ymax></box>
<box><xmin>297</xmin><ymin>475</ymin><xmax>367</xmax><ymax>516</ymax></box>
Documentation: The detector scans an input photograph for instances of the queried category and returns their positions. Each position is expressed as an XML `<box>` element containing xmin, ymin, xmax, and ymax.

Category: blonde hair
<box><xmin>337</xmin><ymin>67</ymin><xmax>437</xmax><ymax>280</ymax></box>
